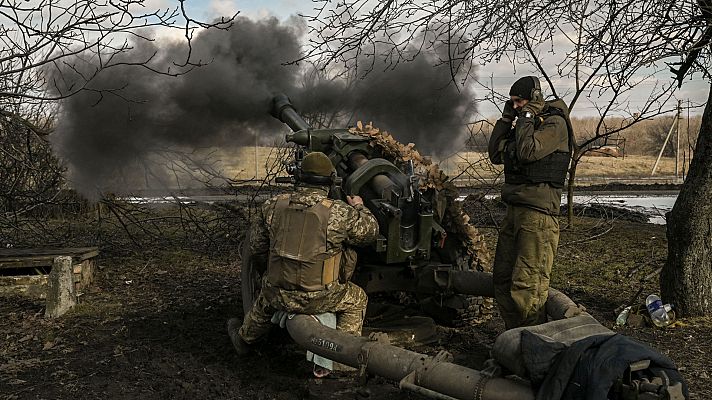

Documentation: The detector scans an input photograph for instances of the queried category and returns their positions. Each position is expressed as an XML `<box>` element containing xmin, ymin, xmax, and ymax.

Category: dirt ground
<box><xmin>1</xmin><ymin>199</ymin><xmax>711</xmax><ymax>399</ymax></box>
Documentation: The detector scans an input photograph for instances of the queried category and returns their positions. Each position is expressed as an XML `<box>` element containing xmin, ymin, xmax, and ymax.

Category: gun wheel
<box><xmin>240</xmin><ymin>229</ymin><xmax>264</xmax><ymax>316</ymax></box>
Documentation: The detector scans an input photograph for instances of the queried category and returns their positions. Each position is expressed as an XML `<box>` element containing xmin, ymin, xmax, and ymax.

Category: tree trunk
<box><xmin>566</xmin><ymin>149</ymin><xmax>583</xmax><ymax>226</ymax></box>
<box><xmin>661</xmin><ymin>82</ymin><xmax>712</xmax><ymax>317</ymax></box>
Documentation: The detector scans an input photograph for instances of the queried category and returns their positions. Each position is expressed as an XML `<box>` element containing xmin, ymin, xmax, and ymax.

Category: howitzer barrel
<box><xmin>348</xmin><ymin>152</ymin><xmax>400</xmax><ymax>197</ymax></box>
<box><xmin>271</xmin><ymin>93</ymin><xmax>311</xmax><ymax>132</ymax></box>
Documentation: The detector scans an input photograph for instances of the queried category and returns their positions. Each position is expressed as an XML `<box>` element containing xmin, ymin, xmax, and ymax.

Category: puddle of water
<box><xmin>134</xmin><ymin>192</ymin><xmax>679</xmax><ymax>224</ymax></box>
<box><xmin>125</xmin><ymin>195</ymin><xmax>194</xmax><ymax>204</ymax></box>
<box><xmin>565</xmin><ymin>194</ymin><xmax>677</xmax><ymax>224</ymax></box>
<box><xmin>457</xmin><ymin>193</ymin><xmax>678</xmax><ymax>224</ymax></box>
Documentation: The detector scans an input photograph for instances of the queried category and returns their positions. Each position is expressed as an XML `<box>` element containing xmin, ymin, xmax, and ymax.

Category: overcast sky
<box><xmin>179</xmin><ymin>0</ymin><xmax>708</xmax><ymax>118</ymax></box>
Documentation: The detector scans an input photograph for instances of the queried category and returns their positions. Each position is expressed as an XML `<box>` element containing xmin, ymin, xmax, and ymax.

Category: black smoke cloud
<box><xmin>342</xmin><ymin>55</ymin><xmax>475</xmax><ymax>151</ymax></box>
<box><xmin>294</xmin><ymin>53</ymin><xmax>476</xmax><ymax>153</ymax></box>
<box><xmin>50</xmin><ymin>16</ymin><xmax>475</xmax><ymax>195</ymax></box>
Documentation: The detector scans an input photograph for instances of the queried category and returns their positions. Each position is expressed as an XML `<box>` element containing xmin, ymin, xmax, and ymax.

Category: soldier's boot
<box><xmin>227</xmin><ymin>318</ymin><xmax>251</xmax><ymax>356</ymax></box>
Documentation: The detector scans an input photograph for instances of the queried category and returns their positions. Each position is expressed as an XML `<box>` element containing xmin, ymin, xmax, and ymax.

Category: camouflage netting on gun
<box><xmin>349</xmin><ymin>122</ymin><xmax>491</xmax><ymax>271</ymax></box>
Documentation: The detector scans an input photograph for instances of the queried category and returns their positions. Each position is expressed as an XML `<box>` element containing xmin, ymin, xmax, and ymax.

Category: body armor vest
<box><xmin>266</xmin><ymin>194</ymin><xmax>342</xmax><ymax>291</ymax></box>
<box><xmin>503</xmin><ymin>107</ymin><xmax>572</xmax><ymax>189</ymax></box>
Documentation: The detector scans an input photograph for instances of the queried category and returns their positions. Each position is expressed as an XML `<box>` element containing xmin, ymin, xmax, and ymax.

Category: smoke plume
<box><xmin>50</xmin><ymin>16</ymin><xmax>475</xmax><ymax>196</ymax></box>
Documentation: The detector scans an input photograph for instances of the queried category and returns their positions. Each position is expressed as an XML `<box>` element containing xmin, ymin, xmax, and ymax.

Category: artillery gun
<box><xmin>237</xmin><ymin>94</ymin><xmax>688</xmax><ymax>400</ymax></box>
<box><xmin>241</xmin><ymin>93</ymin><xmax>485</xmax><ymax>325</ymax></box>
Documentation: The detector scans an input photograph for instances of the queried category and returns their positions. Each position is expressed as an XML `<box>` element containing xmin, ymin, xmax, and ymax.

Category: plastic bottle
<box><xmin>645</xmin><ymin>294</ymin><xmax>672</xmax><ymax>327</ymax></box>
<box><xmin>616</xmin><ymin>306</ymin><xmax>632</xmax><ymax>326</ymax></box>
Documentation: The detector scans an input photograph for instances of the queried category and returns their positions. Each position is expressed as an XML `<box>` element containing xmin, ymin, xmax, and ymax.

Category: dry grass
<box><xmin>217</xmin><ymin>146</ymin><xmax>288</xmax><ymax>181</ymax></box>
<box><xmin>409</xmin><ymin>151</ymin><xmax>684</xmax><ymax>180</ymax></box>
<box><xmin>575</xmin><ymin>154</ymin><xmax>680</xmax><ymax>177</ymax></box>
<box><xmin>213</xmin><ymin>146</ymin><xmax>686</xmax><ymax>184</ymax></box>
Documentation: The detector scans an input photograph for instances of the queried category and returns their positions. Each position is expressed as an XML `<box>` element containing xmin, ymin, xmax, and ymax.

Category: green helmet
<box><xmin>301</xmin><ymin>152</ymin><xmax>335</xmax><ymax>177</ymax></box>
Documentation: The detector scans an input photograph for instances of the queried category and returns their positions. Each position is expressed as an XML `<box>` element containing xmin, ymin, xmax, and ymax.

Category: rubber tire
<box><xmin>240</xmin><ymin>229</ymin><xmax>263</xmax><ymax>316</ymax></box>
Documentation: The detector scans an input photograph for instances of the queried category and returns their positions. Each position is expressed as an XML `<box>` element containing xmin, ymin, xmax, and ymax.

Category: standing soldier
<box><xmin>488</xmin><ymin>76</ymin><xmax>572</xmax><ymax>329</ymax></box>
<box><xmin>227</xmin><ymin>152</ymin><xmax>379</xmax><ymax>365</ymax></box>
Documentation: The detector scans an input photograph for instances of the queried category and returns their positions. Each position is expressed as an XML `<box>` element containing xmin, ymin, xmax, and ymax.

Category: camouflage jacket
<box><xmin>249</xmin><ymin>185</ymin><xmax>379</xmax><ymax>260</ymax></box>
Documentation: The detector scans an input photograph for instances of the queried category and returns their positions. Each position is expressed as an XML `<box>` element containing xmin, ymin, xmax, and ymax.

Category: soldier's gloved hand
<box><xmin>347</xmin><ymin>195</ymin><xmax>364</xmax><ymax>208</ymax></box>
<box><xmin>270</xmin><ymin>310</ymin><xmax>289</xmax><ymax>328</ymax></box>
<box><xmin>521</xmin><ymin>90</ymin><xmax>545</xmax><ymax>117</ymax></box>
<box><xmin>501</xmin><ymin>100</ymin><xmax>517</xmax><ymax>123</ymax></box>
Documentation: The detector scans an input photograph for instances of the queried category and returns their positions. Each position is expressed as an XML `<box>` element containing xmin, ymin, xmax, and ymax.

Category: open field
<box><xmin>438</xmin><ymin>152</ymin><xmax>682</xmax><ymax>178</ymax></box>
<box><xmin>216</xmin><ymin>146</ymin><xmax>685</xmax><ymax>182</ymax></box>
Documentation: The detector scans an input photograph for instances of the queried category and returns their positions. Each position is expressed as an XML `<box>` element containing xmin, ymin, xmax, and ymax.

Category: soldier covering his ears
<box><xmin>227</xmin><ymin>152</ymin><xmax>379</xmax><ymax>372</ymax></box>
<box><xmin>488</xmin><ymin>76</ymin><xmax>573</xmax><ymax>329</ymax></box>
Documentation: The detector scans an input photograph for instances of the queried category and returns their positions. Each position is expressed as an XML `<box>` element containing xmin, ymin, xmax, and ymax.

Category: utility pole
<box><xmin>675</xmin><ymin>100</ymin><xmax>681</xmax><ymax>180</ymax></box>
<box><xmin>254</xmin><ymin>134</ymin><xmax>259</xmax><ymax>180</ymax></box>
<box><xmin>682</xmin><ymin>99</ymin><xmax>692</xmax><ymax>180</ymax></box>
<box><xmin>651</xmin><ymin>101</ymin><xmax>681</xmax><ymax>176</ymax></box>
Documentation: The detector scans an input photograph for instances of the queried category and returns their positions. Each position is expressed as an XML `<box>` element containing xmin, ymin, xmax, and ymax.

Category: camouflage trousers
<box><xmin>493</xmin><ymin>204</ymin><xmax>559</xmax><ymax>330</ymax></box>
<box><xmin>239</xmin><ymin>281</ymin><xmax>368</xmax><ymax>344</ymax></box>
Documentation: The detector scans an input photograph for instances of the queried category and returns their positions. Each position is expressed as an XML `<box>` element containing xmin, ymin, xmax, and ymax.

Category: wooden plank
<box><xmin>0</xmin><ymin>260</ymin><xmax>51</xmax><ymax>269</ymax></box>
<box><xmin>77</xmin><ymin>249</ymin><xmax>100</xmax><ymax>261</ymax></box>
<box><xmin>0</xmin><ymin>257</ymin><xmax>58</xmax><ymax>269</ymax></box>
<box><xmin>0</xmin><ymin>247</ymin><xmax>98</xmax><ymax>257</ymax></box>
<box><xmin>0</xmin><ymin>247</ymin><xmax>99</xmax><ymax>269</ymax></box>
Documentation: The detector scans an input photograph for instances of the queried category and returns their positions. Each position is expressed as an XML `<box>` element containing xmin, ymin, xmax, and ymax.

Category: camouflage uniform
<box><xmin>488</xmin><ymin>98</ymin><xmax>571</xmax><ymax>329</ymax></box>
<box><xmin>239</xmin><ymin>185</ymin><xmax>379</xmax><ymax>343</ymax></box>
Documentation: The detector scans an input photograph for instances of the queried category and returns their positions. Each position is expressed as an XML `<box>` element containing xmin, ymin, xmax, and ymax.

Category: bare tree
<box><xmin>0</xmin><ymin>0</ymin><xmax>237</xmax><ymax>249</ymax></box>
<box><xmin>299</xmin><ymin>0</ymin><xmax>695</xmax><ymax>224</ymax></box>
<box><xmin>300</xmin><ymin>0</ymin><xmax>712</xmax><ymax>316</ymax></box>
<box><xmin>0</xmin><ymin>108</ymin><xmax>63</xmax><ymax>217</ymax></box>
<box><xmin>661</xmin><ymin>0</ymin><xmax>712</xmax><ymax>317</ymax></box>
<box><xmin>0</xmin><ymin>0</ymin><xmax>235</xmax><ymax>106</ymax></box>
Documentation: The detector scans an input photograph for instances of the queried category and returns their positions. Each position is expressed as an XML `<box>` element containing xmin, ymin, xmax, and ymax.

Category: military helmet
<box><xmin>301</xmin><ymin>152</ymin><xmax>335</xmax><ymax>177</ymax></box>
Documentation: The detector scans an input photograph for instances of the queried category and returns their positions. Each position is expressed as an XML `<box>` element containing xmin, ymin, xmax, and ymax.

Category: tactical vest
<box><xmin>266</xmin><ymin>194</ymin><xmax>342</xmax><ymax>292</ymax></box>
<box><xmin>503</xmin><ymin>107</ymin><xmax>572</xmax><ymax>189</ymax></box>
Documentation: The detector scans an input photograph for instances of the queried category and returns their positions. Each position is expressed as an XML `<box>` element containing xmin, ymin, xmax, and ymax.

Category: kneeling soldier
<box><xmin>227</xmin><ymin>151</ymin><xmax>379</xmax><ymax>363</ymax></box>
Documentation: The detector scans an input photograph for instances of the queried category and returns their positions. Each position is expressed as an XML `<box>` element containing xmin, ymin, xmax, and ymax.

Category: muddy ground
<box><xmin>1</xmin><ymin>197</ymin><xmax>711</xmax><ymax>400</ymax></box>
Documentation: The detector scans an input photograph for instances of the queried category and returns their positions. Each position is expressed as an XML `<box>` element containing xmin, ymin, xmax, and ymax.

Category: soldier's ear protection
<box><xmin>296</xmin><ymin>170</ymin><xmax>342</xmax><ymax>187</ymax></box>
<box><xmin>530</xmin><ymin>76</ymin><xmax>542</xmax><ymax>101</ymax></box>
<box><xmin>297</xmin><ymin>171</ymin><xmax>334</xmax><ymax>186</ymax></box>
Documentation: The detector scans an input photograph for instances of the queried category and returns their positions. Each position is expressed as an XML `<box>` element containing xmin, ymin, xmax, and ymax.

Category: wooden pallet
<box><xmin>0</xmin><ymin>247</ymin><xmax>98</xmax><ymax>298</ymax></box>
